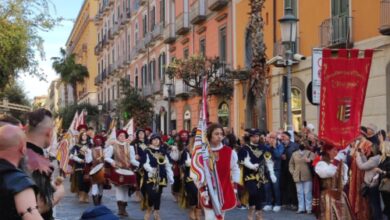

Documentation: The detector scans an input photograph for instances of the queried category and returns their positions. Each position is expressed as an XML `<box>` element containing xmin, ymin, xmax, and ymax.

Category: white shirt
<box><xmin>315</xmin><ymin>160</ymin><xmax>349</xmax><ymax>186</ymax></box>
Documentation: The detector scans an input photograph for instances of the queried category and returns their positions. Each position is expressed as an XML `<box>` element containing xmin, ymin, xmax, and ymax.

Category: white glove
<box><xmin>168</xmin><ymin>176</ymin><xmax>174</xmax><ymax>185</ymax></box>
<box><xmin>335</xmin><ymin>151</ymin><xmax>347</xmax><ymax>162</ymax></box>
<box><xmin>200</xmin><ymin>191</ymin><xmax>210</xmax><ymax>206</ymax></box>
<box><xmin>270</xmin><ymin>173</ymin><xmax>277</xmax><ymax>183</ymax></box>
<box><xmin>252</xmin><ymin>163</ymin><xmax>259</xmax><ymax>171</ymax></box>
<box><xmin>147</xmin><ymin>168</ymin><xmax>157</xmax><ymax>177</ymax></box>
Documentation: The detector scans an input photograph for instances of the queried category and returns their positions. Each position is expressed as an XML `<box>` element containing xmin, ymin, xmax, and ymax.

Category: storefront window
<box><xmin>291</xmin><ymin>87</ymin><xmax>302</xmax><ymax>131</ymax></box>
<box><xmin>218</xmin><ymin>102</ymin><xmax>229</xmax><ymax>127</ymax></box>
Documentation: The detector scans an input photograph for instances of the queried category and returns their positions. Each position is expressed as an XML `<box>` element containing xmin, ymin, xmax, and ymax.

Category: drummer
<box><xmin>143</xmin><ymin>133</ymin><xmax>174</xmax><ymax>220</ymax></box>
<box><xmin>104</xmin><ymin>130</ymin><xmax>139</xmax><ymax>217</ymax></box>
<box><xmin>85</xmin><ymin>135</ymin><xmax>106</xmax><ymax>205</ymax></box>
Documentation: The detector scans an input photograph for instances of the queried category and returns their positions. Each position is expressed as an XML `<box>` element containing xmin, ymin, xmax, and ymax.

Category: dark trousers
<box><xmin>75</xmin><ymin>170</ymin><xmax>90</xmax><ymax>193</ymax></box>
<box><xmin>368</xmin><ymin>186</ymin><xmax>383</xmax><ymax>220</ymax></box>
<box><xmin>145</xmin><ymin>183</ymin><xmax>163</xmax><ymax>210</ymax></box>
<box><xmin>245</xmin><ymin>180</ymin><xmax>264</xmax><ymax>210</ymax></box>
<box><xmin>171</xmin><ymin>175</ymin><xmax>181</xmax><ymax>193</ymax></box>
<box><xmin>281</xmin><ymin>170</ymin><xmax>297</xmax><ymax>206</ymax></box>
<box><xmin>185</xmin><ymin>181</ymin><xmax>198</xmax><ymax>206</ymax></box>
<box><xmin>381</xmin><ymin>191</ymin><xmax>390</xmax><ymax>219</ymax></box>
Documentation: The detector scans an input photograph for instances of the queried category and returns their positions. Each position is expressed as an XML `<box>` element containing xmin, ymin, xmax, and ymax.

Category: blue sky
<box><xmin>20</xmin><ymin>0</ymin><xmax>84</xmax><ymax>99</ymax></box>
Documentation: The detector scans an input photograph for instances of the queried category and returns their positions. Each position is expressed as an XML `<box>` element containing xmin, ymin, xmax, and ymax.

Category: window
<box><xmin>184</xmin><ymin>48</ymin><xmax>189</xmax><ymax>59</ymax></box>
<box><xmin>160</xmin><ymin>0</ymin><xmax>165</xmax><ymax>25</ymax></box>
<box><xmin>149</xmin><ymin>61</ymin><xmax>154</xmax><ymax>83</ymax></box>
<box><xmin>291</xmin><ymin>87</ymin><xmax>302</xmax><ymax>131</ymax></box>
<box><xmin>284</xmin><ymin>0</ymin><xmax>297</xmax><ymax>16</ymax></box>
<box><xmin>117</xmin><ymin>81</ymin><xmax>120</xmax><ymax>98</ymax></box>
<box><xmin>135</xmin><ymin>22</ymin><xmax>139</xmax><ymax>44</ymax></box>
<box><xmin>219</xmin><ymin>27</ymin><xmax>227</xmax><ymax>62</ymax></box>
<box><xmin>159</xmin><ymin>53</ymin><xmax>166</xmax><ymax>80</ymax></box>
<box><xmin>135</xmin><ymin>69</ymin><xmax>139</xmax><ymax>89</ymax></box>
<box><xmin>143</xmin><ymin>14</ymin><xmax>147</xmax><ymax>37</ymax></box>
<box><xmin>112</xmin><ymin>85</ymin><xmax>115</xmax><ymax>100</ymax></box>
<box><xmin>151</xmin><ymin>7</ymin><xmax>156</xmax><ymax>31</ymax></box>
<box><xmin>200</xmin><ymin>38</ymin><xmax>206</xmax><ymax>57</ymax></box>
<box><xmin>218</xmin><ymin>102</ymin><xmax>229</xmax><ymax>127</ymax></box>
<box><xmin>184</xmin><ymin>109</ymin><xmax>191</xmax><ymax>131</ymax></box>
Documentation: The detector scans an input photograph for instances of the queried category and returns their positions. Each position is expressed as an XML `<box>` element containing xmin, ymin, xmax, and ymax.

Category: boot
<box><xmin>134</xmin><ymin>190</ymin><xmax>142</xmax><ymax>202</ymax></box>
<box><xmin>248</xmin><ymin>206</ymin><xmax>255</xmax><ymax>220</ymax></box>
<box><xmin>144</xmin><ymin>207</ymin><xmax>152</xmax><ymax>220</ymax></box>
<box><xmin>92</xmin><ymin>195</ymin><xmax>99</xmax><ymax>206</ymax></box>
<box><xmin>97</xmin><ymin>195</ymin><xmax>102</xmax><ymax>205</ymax></box>
<box><xmin>122</xmin><ymin>202</ymin><xmax>129</xmax><ymax>217</ymax></box>
<box><xmin>195</xmin><ymin>208</ymin><xmax>202</xmax><ymax>220</ymax></box>
<box><xmin>78</xmin><ymin>192</ymin><xmax>84</xmax><ymax>203</ymax></box>
<box><xmin>153</xmin><ymin>210</ymin><xmax>161</xmax><ymax>220</ymax></box>
<box><xmin>117</xmin><ymin>201</ymin><xmax>125</xmax><ymax>216</ymax></box>
<box><xmin>189</xmin><ymin>206</ymin><xmax>196</xmax><ymax>220</ymax></box>
<box><xmin>255</xmin><ymin>210</ymin><xmax>263</xmax><ymax>220</ymax></box>
<box><xmin>82</xmin><ymin>192</ymin><xmax>89</xmax><ymax>203</ymax></box>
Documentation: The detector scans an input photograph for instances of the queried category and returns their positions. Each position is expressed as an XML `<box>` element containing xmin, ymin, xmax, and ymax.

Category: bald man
<box><xmin>0</xmin><ymin>125</ymin><xmax>44</xmax><ymax>220</ymax></box>
<box><xmin>25</xmin><ymin>108</ymin><xmax>64</xmax><ymax>220</ymax></box>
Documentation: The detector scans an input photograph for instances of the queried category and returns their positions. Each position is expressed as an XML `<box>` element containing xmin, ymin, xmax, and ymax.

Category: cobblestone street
<box><xmin>56</xmin><ymin>178</ymin><xmax>315</xmax><ymax>220</ymax></box>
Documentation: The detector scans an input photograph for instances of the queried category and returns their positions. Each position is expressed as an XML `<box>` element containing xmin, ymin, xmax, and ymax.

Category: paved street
<box><xmin>56</xmin><ymin>177</ymin><xmax>315</xmax><ymax>220</ymax></box>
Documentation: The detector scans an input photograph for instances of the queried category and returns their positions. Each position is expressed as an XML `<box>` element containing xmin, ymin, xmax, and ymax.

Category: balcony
<box><xmin>137</xmin><ymin>40</ymin><xmax>146</xmax><ymax>53</ymax></box>
<box><xmin>102</xmin><ymin>69</ymin><xmax>107</xmax><ymax>80</ymax></box>
<box><xmin>125</xmin><ymin>9</ymin><xmax>132</xmax><ymax>23</ymax></box>
<box><xmin>140</xmin><ymin>0</ymin><xmax>148</xmax><ymax>6</ymax></box>
<box><xmin>152</xmin><ymin>22</ymin><xmax>163</xmax><ymax>41</ymax></box>
<box><xmin>108</xmin><ymin>64</ymin><xmax>114</xmax><ymax>75</ymax></box>
<box><xmin>113</xmin><ymin>23</ymin><xmax>120</xmax><ymax>35</ymax></box>
<box><xmin>94</xmin><ymin>42</ymin><xmax>102</xmax><ymax>55</ymax></box>
<box><xmin>163</xmin><ymin>23</ymin><xmax>176</xmax><ymax>44</ymax></box>
<box><xmin>190</xmin><ymin>0</ymin><xmax>207</xmax><ymax>24</ymax></box>
<box><xmin>142</xmin><ymin>85</ymin><xmax>153</xmax><ymax>97</ymax></box>
<box><xmin>144</xmin><ymin>32</ymin><xmax>152</xmax><ymax>46</ymax></box>
<box><xmin>176</xmin><ymin>12</ymin><xmax>190</xmax><ymax>35</ymax></box>
<box><xmin>102</xmin><ymin>36</ymin><xmax>108</xmax><ymax>47</ymax></box>
<box><xmin>108</xmin><ymin>29</ymin><xmax>114</xmax><ymax>40</ymax></box>
<box><xmin>174</xmin><ymin>79</ymin><xmax>190</xmax><ymax>97</ymax></box>
<box><xmin>152</xmin><ymin>80</ymin><xmax>163</xmax><ymax>94</ymax></box>
<box><xmin>130</xmin><ymin>49</ymin><xmax>138</xmax><ymax>60</ymax></box>
<box><xmin>208</xmin><ymin>0</ymin><xmax>229</xmax><ymax>11</ymax></box>
<box><xmin>94</xmin><ymin>75</ymin><xmax>102</xmax><ymax>85</ymax></box>
<box><xmin>380</xmin><ymin>0</ymin><xmax>390</xmax><ymax>35</ymax></box>
<box><xmin>319</xmin><ymin>16</ymin><xmax>353</xmax><ymax>48</ymax></box>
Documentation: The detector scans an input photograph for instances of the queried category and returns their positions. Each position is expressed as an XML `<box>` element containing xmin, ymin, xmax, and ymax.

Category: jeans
<box><xmin>264</xmin><ymin>170</ymin><xmax>281</xmax><ymax>206</ymax></box>
<box><xmin>295</xmin><ymin>181</ymin><xmax>312</xmax><ymax>212</ymax></box>
<box><xmin>368</xmin><ymin>186</ymin><xmax>383</xmax><ymax>220</ymax></box>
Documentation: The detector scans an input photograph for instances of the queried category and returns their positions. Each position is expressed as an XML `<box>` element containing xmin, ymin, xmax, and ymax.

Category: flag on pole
<box><xmin>123</xmin><ymin>118</ymin><xmax>134</xmax><ymax>141</ymax></box>
<box><xmin>70</xmin><ymin>111</ymin><xmax>79</xmax><ymax>135</ymax></box>
<box><xmin>106</xmin><ymin>119</ymin><xmax>117</xmax><ymax>146</ymax></box>
<box><xmin>56</xmin><ymin>133</ymin><xmax>72</xmax><ymax>174</ymax></box>
<box><xmin>77</xmin><ymin>109</ymin><xmax>87</xmax><ymax>127</ymax></box>
<box><xmin>190</xmin><ymin>78</ymin><xmax>223</xmax><ymax>219</ymax></box>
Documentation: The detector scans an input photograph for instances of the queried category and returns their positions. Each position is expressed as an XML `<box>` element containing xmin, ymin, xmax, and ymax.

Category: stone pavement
<box><xmin>55</xmin><ymin>177</ymin><xmax>315</xmax><ymax>220</ymax></box>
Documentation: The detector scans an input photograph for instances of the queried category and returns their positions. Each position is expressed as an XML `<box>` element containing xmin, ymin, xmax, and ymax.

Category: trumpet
<box><xmin>157</xmin><ymin>153</ymin><xmax>167</xmax><ymax>165</ymax></box>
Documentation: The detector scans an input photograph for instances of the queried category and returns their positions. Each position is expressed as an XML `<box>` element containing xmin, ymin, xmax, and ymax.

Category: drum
<box><xmin>109</xmin><ymin>168</ymin><xmax>137</xmax><ymax>186</ymax></box>
<box><xmin>89</xmin><ymin>163</ymin><xmax>105</xmax><ymax>184</ymax></box>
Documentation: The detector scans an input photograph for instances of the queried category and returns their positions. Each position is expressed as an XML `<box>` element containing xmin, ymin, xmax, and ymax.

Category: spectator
<box><xmin>280</xmin><ymin>131</ymin><xmax>299</xmax><ymax>210</ymax></box>
<box><xmin>289</xmin><ymin>142</ymin><xmax>315</xmax><ymax>214</ymax></box>
<box><xmin>376</xmin><ymin>141</ymin><xmax>390</xmax><ymax>219</ymax></box>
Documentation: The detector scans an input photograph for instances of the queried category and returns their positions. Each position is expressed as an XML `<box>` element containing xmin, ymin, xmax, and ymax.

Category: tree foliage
<box><xmin>56</xmin><ymin>103</ymin><xmax>98</xmax><ymax>130</ymax></box>
<box><xmin>0</xmin><ymin>0</ymin><xmax>60</xmax><ymax>89</ymax></box>
<box><xmin>0</xmin><ymin>81</ymin><xmax>31</xmax><ymax>122</ymax></box>
<box><xmin>52</xmin><ymin>48</ymin><xmax>89</xmax><ymax>102</ymax></box>
<box><xmin>166</xmin><ymin>55</ymin><xmax>235</xmax><ymax>98</ymax></box>
<box><xmin>118</xmin><ymin>79</ymin><xmax>154</xmax><ymax>128</ymax></box>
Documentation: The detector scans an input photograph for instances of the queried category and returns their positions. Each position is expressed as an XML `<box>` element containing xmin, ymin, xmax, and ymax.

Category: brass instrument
<box><xmin>152</xmin><ymin>152</ymin><xmax>167</xmax><ymax>191</ymax></box>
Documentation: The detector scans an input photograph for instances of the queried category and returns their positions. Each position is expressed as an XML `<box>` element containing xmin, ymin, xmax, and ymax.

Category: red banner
<box><xmin>318</xmin><ymin>49</ymin><xmax>373</xmax><ymax>149</ymax></box>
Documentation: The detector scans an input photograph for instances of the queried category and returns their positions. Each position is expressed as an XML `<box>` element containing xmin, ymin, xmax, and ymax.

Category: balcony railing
<box><xmin>137</xmin><ymin>40</ymin><xmax>146</xmax><ymax>53</ymax></box>
<box><xmin>319</xmin><ymin>16</ymin><xmax>353</xmax><ymax>48</ymax></box>
<box><xmin>130</xmin><ymin>49</ymin><xmax>138</xmax><ymax>60</ymax></box>
<box><xmin>144</xmin><ymin>32</ymin><xmax>152</xmax><ymax>46</ymax></box>
<box><xmin>208</xmin><ymin>0</ymin><xmax>229</xmax><ymax>11</ymax></box>
<box><xmin>380</xmin><ymin>0</ymin><xmax>390</xmax><ymax>35</ymax></box>
<box><xmin>94</xmin><ymin>42</ymin><xmax>102</xmax><ymax>55</ymax></box>
<box><xmin>174</xmin><ymin>79</ymin><xmax>190</xmax><ymax>96</ymax></box>
<box><xmin>163</xmin><ymin>23</ymin><xmax>176</xmax><ymax>44</ymax></box>
<box><xmin>108</xmin><ymin>64</ymin><xmax>113</xmax><ymax>75</ymax></box>
<box><xmin>190</xmin><ymin>0</ymin><xmax>206</xmax><ymax>24</ymax></box>
<box><xmin>152</xmin><ymin>80</ymin><xmax>163</xmax><ymax>94</ymax></box>
<box><xmin>94</xmin><ymin>75</ymin><xmax>102</xmax><ymax>85</ymax></box>
<box><xmin>108</xmin><ymin>29</ymin><xmax>114</xmax><ymax>40</ymax></box>
<box><xmin>176</xmin><ymin>12</ymin><xmax>190</xmax><ymax>35</ymax></box>
<box><xmin>102</xmin><ymin>69</ymin><xmax>107</xmax><ymax>80</ymax></box>
<box><xmin>152</xmin><ymin>22</ymin><xmax>163</xmax><ymax>40</ymax></box>
<box><xmin>142</xmin><ymin>85</ymin><xmax>153</xmax><ymax>97</ymax></box>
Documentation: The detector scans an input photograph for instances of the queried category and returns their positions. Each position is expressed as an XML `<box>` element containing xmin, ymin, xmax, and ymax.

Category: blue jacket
<box><xmin>266</xmin><ymin>144</ymin><xmax>284</xmax><ymax>171</ymax></box>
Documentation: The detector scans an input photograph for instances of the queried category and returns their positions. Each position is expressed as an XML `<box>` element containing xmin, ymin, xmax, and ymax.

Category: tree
<box><xmin>248</xmin><ymin>0</ymin><xmax>268</xmax><ymax>97</ymax></box>
<box><xmin>52</xmin><ymin>48</ymin><xmax>89</xmax><ymax>103</ymax></box>
<box><xmin>118</xmin><ymin>79</ymin><xmax>154</xmax><ymax>128</ymax></box>
<box><xmin>0</xmin><ymin>81</ymin><xmax>31</xmax><ymax>122</ymax></box>
<box><xmin>56</xmin><ymin>103</ymin><xmax>98</xmax><ymax>130</ymax></box>
<box><xmin>0</xmin><ymin>0</ymin><xmax>60</xmax><ymax>90</ymax></box>
<box><xmin>166</xmin><ymin>55</ymin><xmax>237</xmax><ymax>98</ymax></box>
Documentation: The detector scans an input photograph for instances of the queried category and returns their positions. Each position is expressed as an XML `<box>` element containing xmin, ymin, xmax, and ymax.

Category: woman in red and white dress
<box><xmin>197</xmin><ymin>123</ymin><xmax>240</xmax><ymax>220</ymax></box>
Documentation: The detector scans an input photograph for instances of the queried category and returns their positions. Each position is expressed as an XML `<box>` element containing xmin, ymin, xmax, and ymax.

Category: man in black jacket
<box><xmin>0</xmin><ymin>124</ymin><xmax>44</xmax><ymax>220</ymax></box>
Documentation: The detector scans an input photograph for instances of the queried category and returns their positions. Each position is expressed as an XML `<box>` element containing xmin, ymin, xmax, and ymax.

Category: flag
<box><xmin>56</xmin><ymin>133</ymin><xmax>72</xmax><ymax>174</ymax></box>
<box><xmin>318</xmin><ymin>49</ymin><xmax>373</xmax><ymax>149</ymax></box>
<box><xmin>69</xmin><ymin>111</ymin><xmax>79</xmax><ymax>135</ymax></box>
<box><xmin>106</xmin><ymin>119</ymin><xmax>117</xmax><ymax>146</ymax></box>
<box><xmin>48</xmin><ymin>127</ymin><xmax>58</xmax><ymax>158</ymax></box>
<box><xmin>123</xmin><ymin>118</ymin><xmax>134</xmax><ymax>141</ymax></box>
<box><xmin>190</xmin><ymin>78</ymin><xmax>223</xmax><ymax>219</ymax></box>
<box><xmin>77</xmin><ymin>109</ymin><xmax>87</xmax><ymax>127</ymax></box>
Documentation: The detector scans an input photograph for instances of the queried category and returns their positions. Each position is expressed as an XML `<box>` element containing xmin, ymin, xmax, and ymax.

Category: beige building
<box><xmin>66</xmin><ymin>0</ymin><xmax>99</xmax><ymax>105</ymax></box>
<box><xmin>32</xmin><ymin>96</ymin><xmax>47</xmax><ymax>109</ymax></box>
<box><xmin>46</xmin><ymin>79</ymin><xmax>74</xmax><ymax>113</ymax></box>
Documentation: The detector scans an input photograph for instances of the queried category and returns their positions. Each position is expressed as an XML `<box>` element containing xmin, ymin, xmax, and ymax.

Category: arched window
<box><xmin>184</xmin><ymin>108</ymin><xmax>191</xmax><ymax>131</ymax></box>
<box><xmin>218</xmin><ymin>102</ymin><xmax>229</xmax><ymax>127</ymax></box>
<box><xmin>280</xmin><ymin>77</ymin><xmax>305</xmax><ymax>131</ymax></box>
<box><xmin>135</xmin><ymin>68</ymin><xmax>139</xmax><ymax>89</ymax></box>
<box><xmin>159</xmin><ymin>53</ymin><xmax>166</xmax><ymax>80</ymax></box>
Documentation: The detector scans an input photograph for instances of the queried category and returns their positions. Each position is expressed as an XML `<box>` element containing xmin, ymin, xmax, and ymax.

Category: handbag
<box><xmin>379</xmin><ymin>178</ymin><xmax>390</xmax><ymax>193</ymax></box>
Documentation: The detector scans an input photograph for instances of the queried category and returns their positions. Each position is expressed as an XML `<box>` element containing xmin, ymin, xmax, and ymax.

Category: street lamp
<box><xmin>97</xmin><ymin>104</ymin><xmax>103</xmax><ymax>131</ymax></box>
<box><xmin>165</xmin><ymin>82</ymin><xmax>173</xmax><ymax>134</ymax></box>
<box><xmin>279</xmin><ymin>7</ymin><xmax>298</xmax><ymax>140</ymax></box>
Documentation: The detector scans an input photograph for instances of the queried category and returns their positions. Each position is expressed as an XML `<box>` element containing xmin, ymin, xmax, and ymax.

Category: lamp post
<box><xmin>279</xmin><ymin>7</ymin><xmax>298</xmax><ymax>140</ymax></box>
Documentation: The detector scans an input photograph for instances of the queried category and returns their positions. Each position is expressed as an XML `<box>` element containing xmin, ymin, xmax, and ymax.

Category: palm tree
<box><xmin>52</xmin><ymin>48</ymin><xmax>89</xmax><ymax>104</ymax></box>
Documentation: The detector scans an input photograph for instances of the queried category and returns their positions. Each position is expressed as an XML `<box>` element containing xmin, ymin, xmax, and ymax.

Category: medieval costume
<box><xmin>238</xmin><ymin>128</ymin><xmax>277</xmax><ymax>220</ymax></box>
<box><xmin>314</xmin><ymin>145</ymin><xmax>353</xmax><ymax>220</ymax></box>
<box><xmin>170</xmin><ymin>130</ymin><xmax>189</xmax><ymax>202</ymax></box>
<box><xmin>26</xmin><ymin>142</ymin><xmax>55</xmax><ymax>220</ymax></box>
<box><xmin>130</xmin><ymin>129</ymin><xmax>148</xmax><ymax>202</ymax></box>
<box><xmin>143</xmin><ymin>133</ymin><xmax>174</xmax><ymax>220</ymax></box>
<box><xmin>69</xmin><ymin>132</ymin><xmax>92</xmax><ymax>203</ymax></box>
<box><xmin>348</xmin><ymin>136</ymin><xmax>372</xmax><ymax>220</ymax></box>
<box><xmin>85</xmin><ymin>135</ymin><xmax>106</xmax><ymax>205</ymax></box>
<box><xmin>104</xmin><ymin>130</ymin><xmax>138</xmax><ymax>216</ymax></box>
